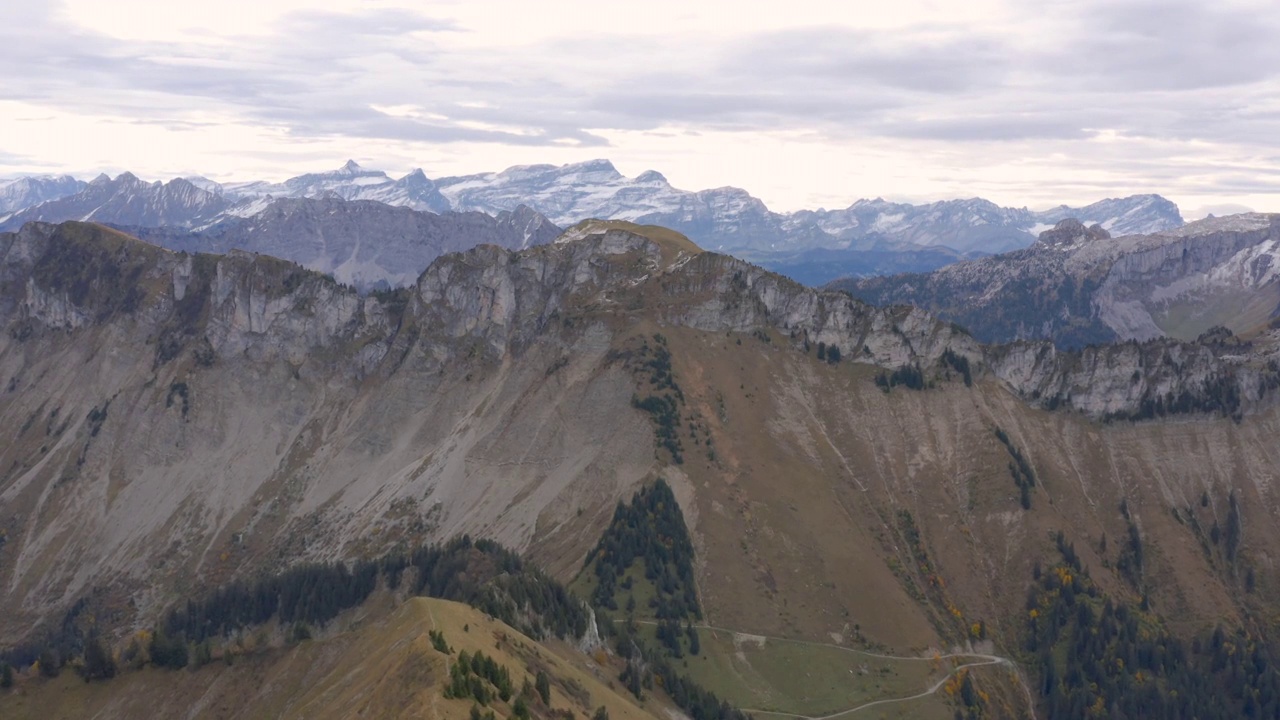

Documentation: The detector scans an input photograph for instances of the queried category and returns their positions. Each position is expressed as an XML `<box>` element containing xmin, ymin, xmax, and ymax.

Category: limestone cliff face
<box><xmin>988</xmin><ymin>337</ymin><xmax>1278</xmax><ymax>419</ymax></box>
<box><xmin>1</xmin><ymin>218</ymin><xmax>1278</xmax><ymax>653</ymax></box>
<box><xmin>409</xmin><ymin>225</ymin><xmax>984</xmax><ymax>372</ymax></box>
<box><xmin>391</xmin><ymin>216</ymin><xmax>1274</xmax><ymax>425</ymax></box>
<box><xmin>839</xmin><ymin>213</ymin><xmax>1280</xmax><ymax>349</ymax></box>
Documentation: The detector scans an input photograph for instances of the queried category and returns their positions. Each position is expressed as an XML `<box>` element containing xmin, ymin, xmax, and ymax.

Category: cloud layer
<box><xmin>1</xmin><ymin>0</ymin><xmax>1277</xmax><ymax>214</ymax></box>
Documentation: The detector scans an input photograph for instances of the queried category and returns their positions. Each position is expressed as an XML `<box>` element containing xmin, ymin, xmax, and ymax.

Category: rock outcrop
<box><xmin>838</xmin><ymin>213</ymin><xmax>1280</xmax><ymax>348</ymax></box>
<box><xmin>2</xmin><ymin>217</ymin><xmax>1278</xmax><ymax>662</ymax></box>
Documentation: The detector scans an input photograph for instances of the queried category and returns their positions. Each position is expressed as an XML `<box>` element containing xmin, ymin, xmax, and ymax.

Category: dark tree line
<box><xmin>163</xmin><ymin>558</ymin><xmax>381</xmax><ymax>644</ymax></box>
<box><xmin>940</xmin><ymin>348</ymin><xmax>973</xmax><ymax>387</ymax></box>
<box><xmin>622</xmin><ymin>334</ymin><xmax>687</xmax><ymax>464</ymax></box>
<box><xmin>994</xmin><ymin>426</ymin><xmax>1036</xmax><ymax>510</ymax></box>
<box><xmin>4</xmin><ymin>536</ymin><xmax>588</xmax><ymax>675</ymax></box>
<box><xmin>444</xmin><ymin>648</ymin><xmax>514</xmax><ymax>704</ymax></box>
<box><xmin>1102</xmin><ymin>372</ymin><xmax>1246</xmax><ymax>422</ymax></box>
<box><xmin>608</xmin><ymin>616</ymin><xmax>749</xmax><ymax>720</ymax></box>
<box><xmin>875</xmin><ymin>363</ymin><xmax>927</xmax><ymax>391</ymax></box>
<box><xmin>1115</xmin><ymin>500</ymin><xmax>1144</xmax><ymax>590</ymax></box>
<box><xmin>584</xmin><ymin>479</ymin><xmax>701</xmax><ymax>628</ymax></box>
<box><xmin>581</xmin><ymin>480</ymin><xmax>748</xmax><ymax>720</ymax></box>
<box><xmin>1028</xmin><ymin>532</ymin><xmax>1280</xmax><ymax>719</ymax></box>
<box><xmin>815</xmin><ymin>342</ymin><xmax>841</xmax><ymax>364</ymax></box>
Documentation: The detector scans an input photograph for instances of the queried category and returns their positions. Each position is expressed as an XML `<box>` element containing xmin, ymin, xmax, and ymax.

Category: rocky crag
<box><xmin>838</xmin><ymin>214</ymin><xmax>1280</xmax><ymax>349</ymax></box>
<box><xmin>3</xmin><ymin>220</ymin><xmax>1280</xmax><ymax>720</ymax></box>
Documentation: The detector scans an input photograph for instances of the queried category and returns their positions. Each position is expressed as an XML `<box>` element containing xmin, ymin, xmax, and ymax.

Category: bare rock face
<box><xmin>840</xmin><ymin>213</ymin><xmax>1280</xmax><ymax>349</ymax></box>
<box><xmin>0</xmin><ymin>175</ymin><xmax>85</xmax><ymax>215</ymax></box>
<box><xmin>0</xmin><ymin>174</ymin><xmax>230</xmax><ymax>232</ymax></box>
<box><xmin>1</xmin><ymin>217</ymin><xmax>1278</xmax><ymax>657</ymax></box>
<box><xmin>1036</xmin><ymin>218</ymin><xmax>1110</xmax><ymax>247</ymax></box>
<box><xmin>124</xmin><ymin>195</ymin><xmax>563</xmax><ymax>291</ymax></box>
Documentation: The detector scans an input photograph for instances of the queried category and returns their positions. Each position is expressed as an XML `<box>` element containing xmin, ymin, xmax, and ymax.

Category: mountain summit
<box><xmin>0</xmin><ymin>161</ymin><xmax>1185</xmax><ymax>265</ymax></box>
<box><xmin>838</xmin><ymin>213</ymin><xmax>1280</xmax><ymax>347</ymax></box>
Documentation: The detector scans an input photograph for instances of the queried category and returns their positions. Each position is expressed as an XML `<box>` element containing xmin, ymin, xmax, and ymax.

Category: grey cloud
<box><xmin>876</xmin><ymin>115</ymin><xmax>1099</xmax><ymax>142</ymax></box>
<box><xmin>282</xmin><ymin>106</ymin><xmax>610</xmax><ymax>147</ymax></box>
<box><xmin>281</xmin><ymin>8</ymin><xmax>463</xmax><ymax>36</ymax></box>
<box><xmin>723</xmin><ymin>26</ymin><xmax>1010</xmax><ymax>94</ymax></box>
<box><xmin>3</xmin><ymin>0</ymin><xmax>1280</xmax><ymax>210</ymax></box>
<box><xmin>1035</xmin><ymin>0</ymin><xmax>1280</xmax><ymax>91</ymax></box>
<box><xmin>1191</xmin><ymin>203</ymin><xmax>1256</xmax><ymax>217</ymax></box>
<box><xmin>584</xmin><ymin>86</ymin><xmax>901</xmax><ymax>129</ymax></box>
<box><xmin>0</xmin><ymin>150</ymin><xmax>35</xmax><ymax>166</ymax></box>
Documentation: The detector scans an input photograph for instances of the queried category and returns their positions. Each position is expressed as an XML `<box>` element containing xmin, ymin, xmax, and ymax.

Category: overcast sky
<box><xmin>2</xmin><ymin>0</ymin><xmax>1277</xmax><ymax>217</ymax></box>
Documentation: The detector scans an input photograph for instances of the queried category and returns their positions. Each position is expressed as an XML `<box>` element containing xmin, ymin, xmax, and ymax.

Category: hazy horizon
<box><xmin>2</xmin><ymin>0</ymin><xmax>1277</xmax><ymax>221</ymax></box>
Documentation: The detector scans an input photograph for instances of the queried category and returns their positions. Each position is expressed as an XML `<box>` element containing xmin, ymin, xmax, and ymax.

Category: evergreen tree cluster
<box><xmin>652</xmin><ymin>617</ymin><xmax>701</xmax><ymax>658</ymax></box>
<box><xmin>387</xmin><ymin>537</ymin><xmax>590</xmax><ymax>640</ymax></box>
<box><xmin>80</xmin><ymin>634</ymin><xmax>117</xmax><ymax>681</ymax></box>
<box><xmin>1115</xmin><ymin>501</ymin><xmax>1144</xmax><ymax>590</ymax></box>
<box><xmin>1102</xmin><ymin>372</ymin><xmax>1245</xmax><ymax>422</ymax></box>
<box><xmin>874</xmin><ymin>363</ymin><xmax>927</xmax><ymax>391</ymax></box>
<box><xmin>994</xmin><ymin>427</ymin><xmax>1036</xmax><ymax>510</ymax></box>
<box><xmin>149</xmin><ymin>630</ymin><xmax>189</xmax><ymax>670</ymax></box>
<box><xmin>443</xmin><ymin>649</ymin><xmax>514</xmax><ymax>705</ymax></box>
<box><xmin>583</xmin><ymin>482</ymin><xmax>748</xmax><ymax>720</ymax></box>
<box><xmin>4</xmin><ymin>536</ymin><xmax>588</xmax><ymax>675</ymax></box>
<box><xmin>163</xmin><ymin>559</ymin><xmax>381</xmax><ymax>644</ymax></box>
<box><xmin>1028</xmin><ymin>535</ymin><xmax>1280</xmax><ymax>719</ymax></box>
<box><xmin>585</xmin><ymin>479</ymin><xmax>700</xmax><ymax>625</ymax></box>
<box><xmin>815</xmin><ymin>341</ymin><xmax>841</xmax><ymax>364</ymax></box>
<box><xmin>430</xmin><ymin>629</ymin><xmax>451</xmax><ymax>654</ymax></box>
<box><xmin>610</xmin><ymin>617</ymin><xmax>748</xmax><ymax>720</ymax></box>
<box><xmin>624</xmin><ymin>334</ymin><xmax>687</xmax><ymax>464</ymax></box>
<box><xmin>940</xmin><ymin>348</ymin><xmax>973</xmax><ymax>387</ymax></box>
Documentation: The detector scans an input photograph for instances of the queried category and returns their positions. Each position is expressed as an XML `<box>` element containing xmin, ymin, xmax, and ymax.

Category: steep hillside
<box><xmin>838</xmin><ymin>214</ymin><xmax>1280</xmax><ymax>348</ymax></box>
<box><xmin>1</xmin><ymin>596</ymin><xmax>655</xmax><ymax>720</ymax></box>
<box><xmin>3</xmin><ymin>219</ymin><xmax>1280</xmax><ymax>718</ymax></box>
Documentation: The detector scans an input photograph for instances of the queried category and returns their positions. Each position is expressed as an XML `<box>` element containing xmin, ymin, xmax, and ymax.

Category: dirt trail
<box><xmin>637</xmin><ymin>620</ymin><xmax>1036</xmax><ymax>719</ymax></box>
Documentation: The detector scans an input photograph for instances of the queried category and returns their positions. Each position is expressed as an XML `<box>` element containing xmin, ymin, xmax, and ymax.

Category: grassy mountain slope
<box><xmin>0</xmin><ymin>597</ymin><xmax>654</xmax><ymax>720</ymax></box>
<box><xmin>3</xmin><ymin>220</ymin><xmax>1280</xmax><ymax>717</ymax></box>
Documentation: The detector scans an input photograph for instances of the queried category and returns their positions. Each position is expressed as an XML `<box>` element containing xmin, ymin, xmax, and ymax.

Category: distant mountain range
<box><xmin>190</xmin><ymin>159</ymin><xmax>451</xmax><ymax>214</ymax></box>
<box><xmin>835</xmin><ymin>215</ymin><xmax>1280</xmax><ymax>348</ymax></box>
<box><xmin>0</xmin><ymin>159</ymin><xmax>1185</xmax><ymax>285</ymax></box>
<box><xmin>0</xmin><ymin>172</ymin><xmax>229</xmax><ymax>230</ymax></box>
<box><xmin>0</xmin><ymin>175</ymin><xmax>87</xmax><ymax>215</ymax></box>
<box><xmin>126</xmin><ymin>196</ymin><xmax>559</xmax><ymax>289</ymax></box>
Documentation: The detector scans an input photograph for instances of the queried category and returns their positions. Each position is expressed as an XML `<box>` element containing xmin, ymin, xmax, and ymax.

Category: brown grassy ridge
<box><xmin>0</xmin><ymin>597</ymin><xmax>658</xmax><ymax>720</ymax></box>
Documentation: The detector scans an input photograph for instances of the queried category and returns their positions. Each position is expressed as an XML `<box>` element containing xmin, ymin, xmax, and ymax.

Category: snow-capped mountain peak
<box><xmin>0</xmin><ymin>159</ymin><xmax>1187</xmax><ymax>262</ymax></box>
<box><xmin>0</xmin><ymin>174</ymin><xmax>86</xmax><ymax>214</ymax></box>
<box><xmin>635</xmin><ymin>169</ymin><xmax>669</xmax><ymax>184</ymax></box>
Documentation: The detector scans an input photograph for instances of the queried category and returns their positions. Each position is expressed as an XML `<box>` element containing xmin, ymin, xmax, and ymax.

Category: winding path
<box><xmin>638</xmin><ymin>620</ymin><xmax>1035</xmax><ymax>719</ymax></box>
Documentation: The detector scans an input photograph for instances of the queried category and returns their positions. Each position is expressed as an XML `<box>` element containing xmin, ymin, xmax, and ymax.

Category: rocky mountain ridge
<box><xmin>4</xmin><ymin>220</ymin><xmax>1280</xmax><ymax>716</ymax></box>
<box><xmin>0</xmin><ymin>175</ymin><xmax>86</xmax><ymax>215</ymax></box>
<box><xmin>838</xmin><ymin>214</ymin><xmax>1280</xmax><ymax>349</ymax></box>
<box><xmin>125</xmin><ymin>195</ymin><xmax>560</xmax><ymax>290</ymax></box>
<box><xmin>197</xmin><ymin>159</ymin><xmax>452</xmax><ymax>214</ymax></box>
<box><xmin>0</xmin><ymin>161</ymin><xmax>1184</xmax><ymax>270</ymax></box>
<box><xmin>0</xmin><ymin>174</ymin><xmax>562</xmax><ymax>290</ymax></box>
<box><xmin>0</xmin><ymin>173</ymin><xmax>229</xmax><ymax>231</ymax></box>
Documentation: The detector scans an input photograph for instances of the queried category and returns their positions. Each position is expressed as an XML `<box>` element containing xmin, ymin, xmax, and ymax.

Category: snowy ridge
<box><xmin>121</xmin><ymin>196</ymin><xmax>562</xmax><ymax>290</ymax></box>
<box><xmin>0</xmin><ymin>160</ymin><xmax>1186</xmax><ymax>258</ymax></box>
<box><xmin>0</xmin><ymin>175</ymin><xmax>86</xmax><ymax>214</ymax></box>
